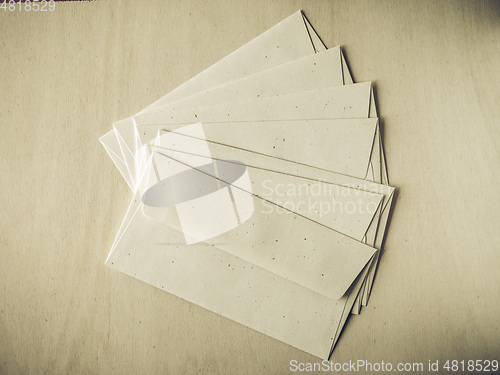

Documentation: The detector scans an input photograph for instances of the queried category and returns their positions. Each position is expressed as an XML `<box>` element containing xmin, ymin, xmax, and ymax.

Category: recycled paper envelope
<box><xmin>106</xmin><ymin>189</ymin><xmax>369</xmax><ymax>359</ymax></box>
<box><xmin>142</xmin><ymin>118</ymin><xmax>381</xmax><ymax>183</ymax></box>
<box><xmin>133</xmin><ymin>45</ymin><xmax>385</xmax><ymax>186</ymax></box>
<box><xmin>100</xmin><ymin>130</ymin><xmax>136</xmax><ymax>191</ymax></box>
<box><xmin>146</xmin><ymin>123</ymin><xmax>394</xmax><ymax>309</ymax></box>
<box><xmin>142</xmin><ymin>46</ymin><xmax>345</xmax><ymax>115</ymax></box>
<box><xmin>141</xmin><ymin>10</ymin><xmax>325</xmax><ymax>113</ymax></box>
<box><xmin>134</xmin><ymin>82</ymin><xmax>374</xmax><ymax>126</ymax></box>
<box><xmin>145</xmin><ymin>121</ymin><xmax>393</xmax><ymax>260</ymax></box>
<box><xmin>146</xmin><ymin>148</ymin><xmax>392</xmax><ymax>342</ymax></box>
<box><xmin>131</xmin><ymin>82</ymin><xmax>383</xmax><ymax>242</ymax></box>
<box><xmin>131</xmin><ymin>123</ymin><xmax>380</xmax><ymax>299</ymax></box>
<box><xmin>146</xmin><ymin>121</ymin><xmax>383</xmax><ymax>235</ymax></box>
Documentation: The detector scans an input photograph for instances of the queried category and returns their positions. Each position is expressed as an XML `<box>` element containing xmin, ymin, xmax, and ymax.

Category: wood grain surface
<box><xmin>1</xmin><ymin>0</ymin><xmax>499</xmax><ymax>374</ymax></box>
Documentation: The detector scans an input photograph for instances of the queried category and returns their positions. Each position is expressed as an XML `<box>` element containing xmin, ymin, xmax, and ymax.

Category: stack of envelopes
<box><xmin>100</xmin><ymin>10</ymin><xmax>395</xmax><ymax>359</ymax></box>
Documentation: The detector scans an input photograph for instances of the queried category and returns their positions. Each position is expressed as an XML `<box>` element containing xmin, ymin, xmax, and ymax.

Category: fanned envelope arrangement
<box><xmin>100</xmin><ymin>11</ymin><xmax>395</xmax><ymax>359</ymax></box>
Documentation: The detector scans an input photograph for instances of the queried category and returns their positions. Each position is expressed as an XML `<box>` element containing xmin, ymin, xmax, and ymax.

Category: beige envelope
<box><xmin>142</xmin><ymin>46</ymin><xmax>344</xmax><ymax>116</ymax></box>
<box><xmin>106</xmin><ymin>189</ymin><xmax>370</xmax><ymax>359</ymax></box>
<box><xmin>141</xmin><ymin>10</ymin><xmax>325</xmax><ymax>113</ymax></box>
<box><xmin>149</xmin><ymin>121</ymin><xmax>393</xmax><ymax>312</ymax></box>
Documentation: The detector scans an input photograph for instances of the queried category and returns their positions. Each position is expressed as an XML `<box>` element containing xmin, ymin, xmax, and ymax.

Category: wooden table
<box><xmin>1</xmin><ymin>1</ymin><xmax>498</xmax><ymax>373</ymax></box>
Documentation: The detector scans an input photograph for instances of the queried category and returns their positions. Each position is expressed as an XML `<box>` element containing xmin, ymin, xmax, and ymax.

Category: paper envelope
<box><xmin>134</xmin><ymin>82</ymin><xmax>374</xmax><ymax>125</ymax></box>
<box><xmin>123</xmin><ymin>122</ymin><xmax>382</xmax><ymax>295</ymax></box>
<box><xmin>142</xmin><ymin>159</ymin><xmax>379</xmax><ymax>302</ymax></box>
<box><xmin>146</xmin><ymin>121</ymin><xmax>393</xmax><ymax>272</ymax></box>
<box><xmin>141</xmin><ymin>10</ymin><xmax>326</xmax><ymax>113</ymax></box>
<box><xmin>143</xmin><ymin>118</ymin><xmax>381</xmax><ymax>182</ymax></box>
<box><xmin>141</xmin><ymin>46</ymin><xmax>345</xmax><ymax>115</ymax></box>
<box><xmin>100</xmin><ymin>129</ymin><xmax>136</xmax><ymax>191</ymax></box>
<box><xmin>146</xmin><ymin>121</ymin><xmax>392</xmax><ymax>311</ymax></box>
<box><xmin>107</xmin><ymin>189</ymin><xmax>370</xmax><ymax>359</ymax></box>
